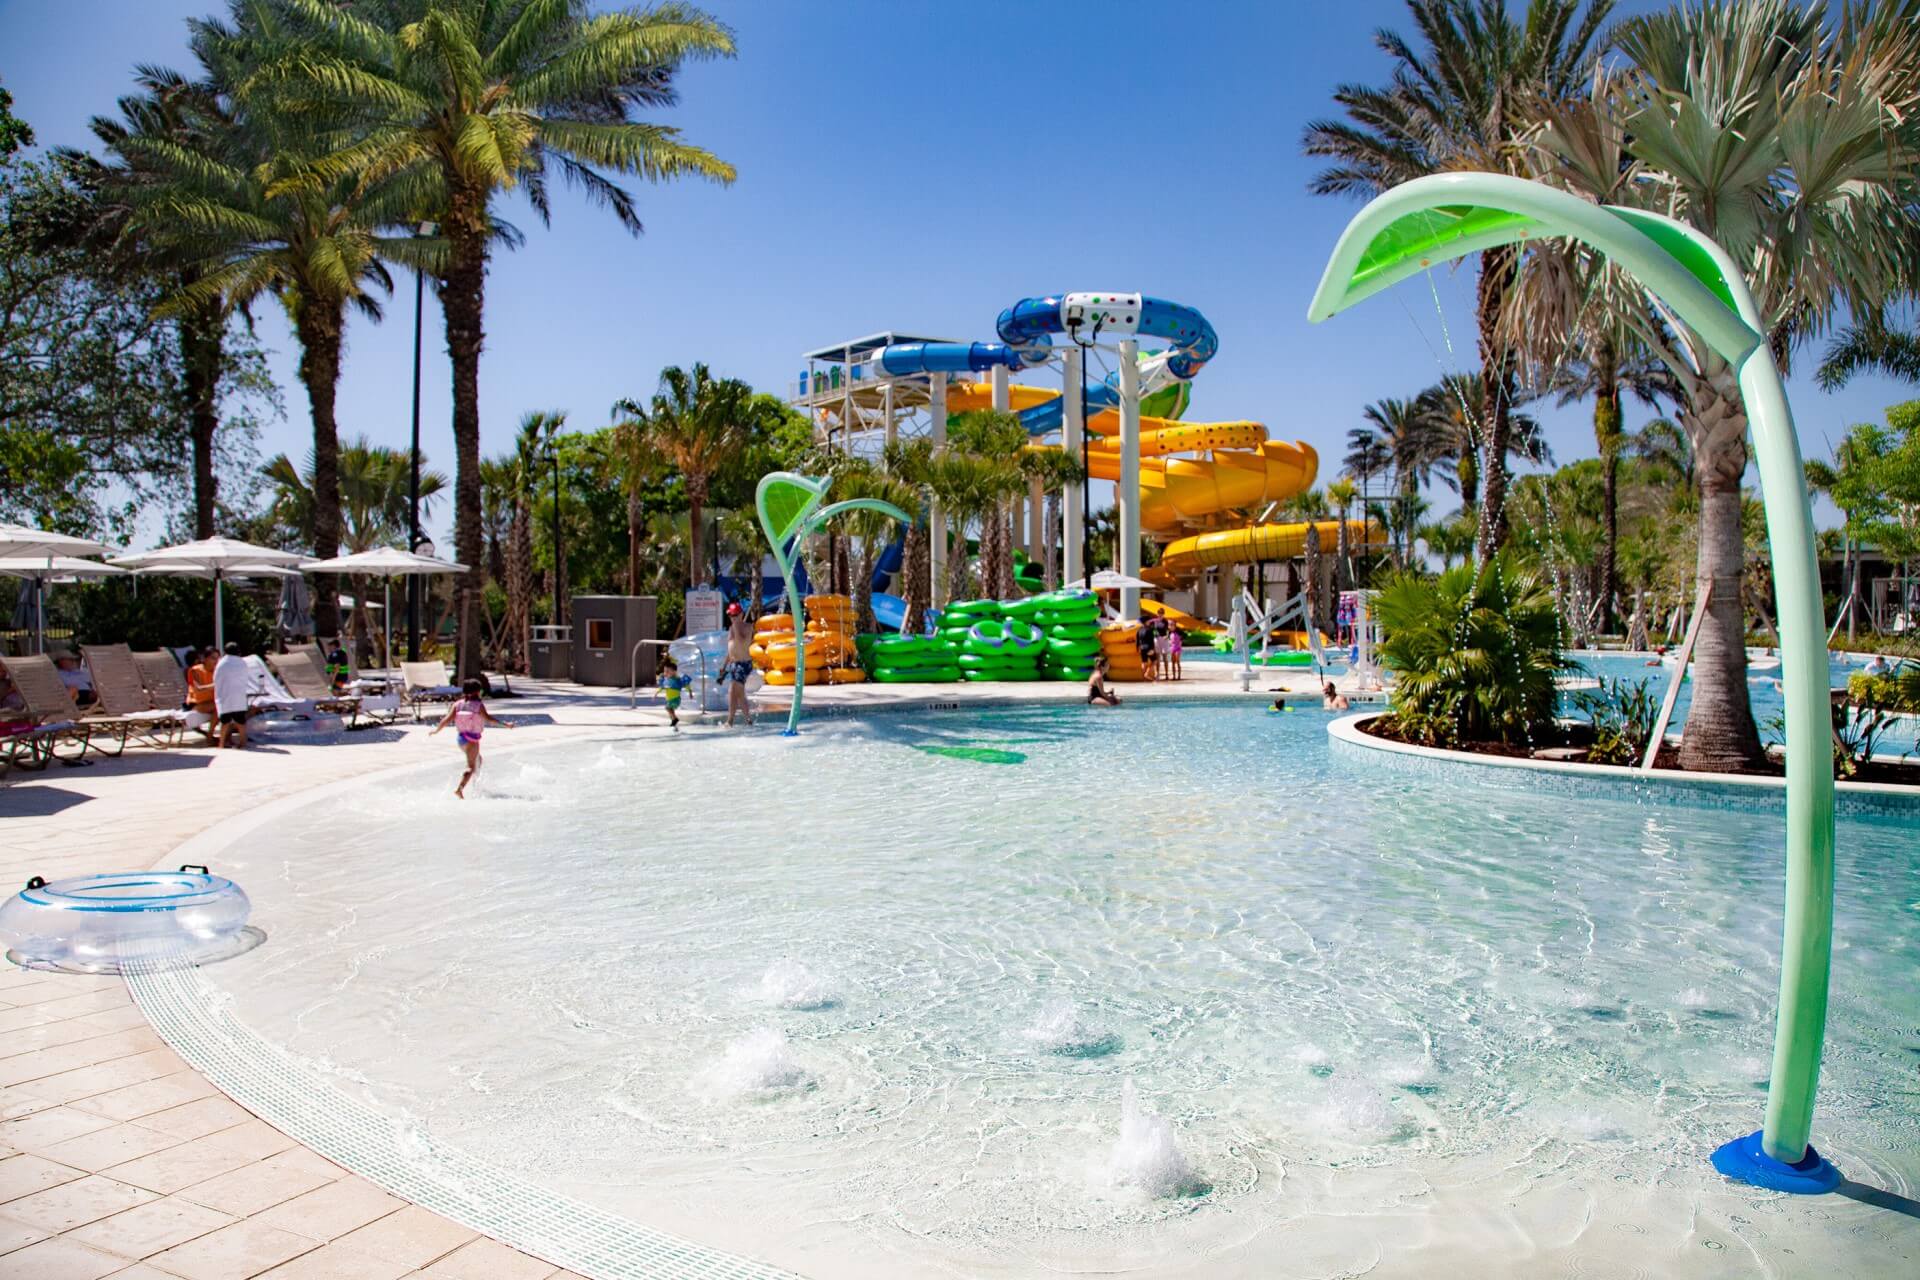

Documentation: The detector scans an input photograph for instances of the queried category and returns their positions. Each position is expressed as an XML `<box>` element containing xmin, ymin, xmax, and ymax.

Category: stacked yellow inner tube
<box><xmin>1099</xmin><ymin>624</ymin><xmax>1150</xmax><ymax>681</ymax></box>
<box><xmin>751</xmin><ymin>594</ymin><xmax>867</xmax><ymax>686</ymax></box>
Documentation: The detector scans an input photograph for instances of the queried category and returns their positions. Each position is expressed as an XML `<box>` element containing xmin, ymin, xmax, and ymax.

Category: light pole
<box><xmin>406</xmin><ymin>220</ymin><xmax>434</xmax><ymax>661</ymax></box>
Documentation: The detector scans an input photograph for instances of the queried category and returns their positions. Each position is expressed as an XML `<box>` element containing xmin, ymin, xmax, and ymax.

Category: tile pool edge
<box><xmin>1326</xmin><ymin>713</ymin><xmax>1920</xmax><ymax>821</ymax></box>
<box><xmin>137</xmin><ymin>732</ymin><xmax>796</xmax><ymax>1280</ymax></box>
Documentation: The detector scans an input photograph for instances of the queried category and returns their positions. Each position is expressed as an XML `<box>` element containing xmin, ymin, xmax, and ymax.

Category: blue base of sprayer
<box><xmin>781</xmin><ymin>729</ymin><xmax>798</xmax><ymax>738</ymax></box>
<box><xmin>1711</xmin><ymin>1131</ymin><xmax>1839</xmax><ymax>1194</ymax></box>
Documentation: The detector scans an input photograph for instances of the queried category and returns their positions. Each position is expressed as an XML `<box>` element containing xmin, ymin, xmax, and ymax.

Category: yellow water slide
<box><xmin>945</xmin><ymin>382</ymin><xmax>1318</xmax><ymax>533</ymax></box>
<box><xmin>1155</xmin><ymin>519</ymin><xmax>1378</xmax><ymax>576</ymax></box>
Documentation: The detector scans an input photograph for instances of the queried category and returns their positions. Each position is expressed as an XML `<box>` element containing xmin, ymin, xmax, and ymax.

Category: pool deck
<box><xmin>0</xmin><ymin>661</ymin><xmax>1334</xmax><ymax>1279</ymax></box>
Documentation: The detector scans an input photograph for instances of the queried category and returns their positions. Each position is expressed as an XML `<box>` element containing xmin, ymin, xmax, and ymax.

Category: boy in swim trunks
<box><xmin>658</xmin><ymin>657</ymin><xmax>692</xmax><ymax>729</ymax></box>
<box><xmin>431</xmin><ymin>678</ymin><xmax>514</xmax><ymax>798</ymax></box>
<box><xmin>722</xmin><ymin>603</ymin><xmax>755</xmax><ymax>726</ymax></box>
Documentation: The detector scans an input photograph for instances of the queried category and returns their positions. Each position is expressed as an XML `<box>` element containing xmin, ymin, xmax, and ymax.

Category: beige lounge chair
<box><xmin>401</xmin><ymin>660</ymin><xmax>461</xmax><ymax>721</ymax></box>
<box><xmin>81</xmin><ymin>644</ymin><xmax>187</xmax><ymax>747</ymax></box>
<box><xmin>4</xmin><ymin>655</ymin><xmax>128</xmax><ymax>761</ymax></box>
<box><xmin>267</xmin><ymin>651</ymin><xmax>363</xmax><ymax>726</ymax></box>
<box><xmin>133</xmin><ymin>650</ymin><xmax>189</xmax><ymax>709</ymax></box>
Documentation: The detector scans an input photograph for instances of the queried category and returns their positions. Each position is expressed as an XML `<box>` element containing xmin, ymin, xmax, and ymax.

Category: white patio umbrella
<box><xmin>110</xmin><ymin>537</ymin><xmax>306</xmax><ymax>650</ymax></box>
<box><xmin>0</xmin><ymin>556</ymin><xmax>127</xmax><ymax>653</ymax></box>
<box><xmin>299</xmin><ymin>546</ymin><xmax>469</xmax><ymax>671</ymax></box>
<box><xmin>0</xmin><ymin>523</ymin><xmax>116</xmax><ymax>560</ymax></box>
<box><xmin>1061</xmin><ymin>570</ymin><xmax>1158</xmax><ymax>591</ymax></box>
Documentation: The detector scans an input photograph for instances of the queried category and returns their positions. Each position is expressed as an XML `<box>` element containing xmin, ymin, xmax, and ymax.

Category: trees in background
<box><xmin>1304</xmin><ymin>0</ymin><xmax>1616</xmax><ymax>560</ymax></box>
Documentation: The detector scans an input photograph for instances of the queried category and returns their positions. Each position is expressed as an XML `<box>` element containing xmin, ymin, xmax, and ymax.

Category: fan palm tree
<box><xmin>826</xmin><ymin>465</ymin><xmax>918</xmax><ymax>632</ymax></box>
<box><xmin>1303</xmin><ymin>0</ymin><xmax>1615</xmax><ymax>560</ymax></box>
<box><xmin>926</xmin><ymin>452</ymin><xmax>999</xmax><ymax>602</ymax></box>
<box><xmin>1415</xmin><ymin>372</ymin><xmax>1547</xmax><ymax>511</ymax></box>
<box><xmin>1527</xmin><ymin>0</ymin><xmax>1920</xmax><ymax>770</ymax></box>
<box><xmin>257</xmin><ymin>0</ymin><xmax>738</xmax><ymax>674</ymax></box>
<box><xmin>1021</xmin><ymin>448</ymin><xmax>1086</xmax><ymax>589</ymax></box>
<box><xmin>613</xmin><ymin>364</ymin><xmax>754</xmax><ymax>590</ymax></box>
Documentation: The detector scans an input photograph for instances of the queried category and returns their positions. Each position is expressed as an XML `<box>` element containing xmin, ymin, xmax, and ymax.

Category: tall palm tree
<box><xmin>1416</xmin><ymin>372</ymin><xmax>1546</xmax><ymax>511</ymax></box>
<box><xmin>1529</xmin><ymin>0</ymin><xmax>1920</xmax><ymax>770</ymax></box>
<box><xmin>61</xmin><ymin>71</ymin><xmax>237</xmax><ymax>538</ymax></box>
<box><xmin>1326</xmin><ymin>476</ymin><xmax>1358</xmax><ymax>590</ymax></box>
<box><xmin>115</xmin><ymin>9</ymin><xmax>435</xmax><ymax>638</ymax></box>
<box><xmin>948</xmin><ymin>409</ymin><xmax>1029</xmax><ymax>598</ymax></box>
<box><xmin>927</xmin><ymin>452</ymin><xmax>998</xmax><ymax>602</ymax></box>
<box><xmin>883</xmin><ymin>438</ymin><xmax>936</xmax><ymax>632</ymax></box>
<box><xmin>1817</xmin><ymin>310</ymin><xmax>1920</xmax><ymax>390</ymax></box>
<box><xmin>826</xmin><ymin>465</ymin><xmax>918</xmax><ymax>632</ymax></box>
<box><xmin>264</xmin><ymin>0</ymin><xmax>738</xmax><ymax>675</ymax></box>
<box><xmin>1022</xmin><ymin>448</ymin><xmax>1086</xmax><ymax>589</ymax></box>
<box><xmin>613</xmin><ymin>364</ymin><xmax>753</xmax><ymax>590</ymax></box>
<box><xmin>1353</xmin><ymin>397</ymin><xmax>1452</xmax><ymax>565</ymax></box>
<box><xmin>1303</xmin><ymin>0</ymin><xmax>1615</xmax><ymax>560</ymax></box>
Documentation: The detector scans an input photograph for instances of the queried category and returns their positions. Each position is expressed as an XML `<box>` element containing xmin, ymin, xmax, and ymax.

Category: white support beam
<box><xmin>1118</xmin><ymin>338</ymin><xmax>1142</xmax><ymax>618</ymax></box>
<box><xmin>1062</xmin><ymin>347</ymin><xmax>1085</xmax><ymax>586</ymax></box>
<box><xmin>930</xmin><ymin>371</ymin><xmax>948</xmax><ymax>606</ymax></box>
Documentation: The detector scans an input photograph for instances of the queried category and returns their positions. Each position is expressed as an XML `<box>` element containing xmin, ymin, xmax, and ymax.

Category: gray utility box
<box><xmin>571</xmin><ymin>595</ymin><xmax>657</xmax><ymax>687</ymax></box>
<box><xmin>529</xmin><ymin>625</ymin><xmax>572</xmax><ymax>680</ymax></box>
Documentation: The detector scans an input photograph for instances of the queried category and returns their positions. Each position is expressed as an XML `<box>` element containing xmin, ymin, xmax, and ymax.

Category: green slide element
<box><xmin>1310</xmin><ymin>173</ymin><xmax>1834</xmax><ymax>1171</ymax></box>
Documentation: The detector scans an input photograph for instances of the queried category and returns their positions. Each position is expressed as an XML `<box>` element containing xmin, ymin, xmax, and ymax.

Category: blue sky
<box><xmin>3</xmin><ymin>0</ymin><xmax>1905</xmax><ymax>546</ymax></box>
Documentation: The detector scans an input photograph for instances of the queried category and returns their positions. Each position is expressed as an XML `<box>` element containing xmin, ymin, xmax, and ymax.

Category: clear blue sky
<box><xmin>2</xmin><ymin>0</ymin><xmax>1905</xmax><ymax>547</ymax></box>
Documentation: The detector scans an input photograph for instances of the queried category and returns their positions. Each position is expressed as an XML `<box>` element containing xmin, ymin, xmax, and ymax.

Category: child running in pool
<box><xmin>658</xmin><ymin>657</ymin><xmax>693</xmax><ymax>729</ymax></box>
<box><xmin>431</xmin><ymin>678</ymin><xmax>514</xmax><ymax>798</ymax></box>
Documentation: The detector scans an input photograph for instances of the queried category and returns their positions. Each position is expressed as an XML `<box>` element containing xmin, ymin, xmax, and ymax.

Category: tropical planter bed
<box><xmin>1353</xmin><ymin>712</ymin><xmax>1920</xmax><ymax>788</ymax></box>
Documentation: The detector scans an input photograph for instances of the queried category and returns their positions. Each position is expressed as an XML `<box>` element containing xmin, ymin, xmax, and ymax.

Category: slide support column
<box><xmin>930</xmin><ymin>372</ymin><xmax>948</xmax><ymax>606</ymax></box>
<box><xmin>1062</xmin><ymin>348</ymin><xmax>1085</xmax><ymax>587</ymax></box>
<box><xmin>1119</xmin><ymin>339</ymin><xmax>1142</xmax><ymax>617</ymax></box>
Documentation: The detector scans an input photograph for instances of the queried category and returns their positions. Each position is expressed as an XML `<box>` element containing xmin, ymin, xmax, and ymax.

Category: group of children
<box><xmin>1134</xmin><ymin>616</ymin><xmax>1184</xmax><ymax>680</ymax></box>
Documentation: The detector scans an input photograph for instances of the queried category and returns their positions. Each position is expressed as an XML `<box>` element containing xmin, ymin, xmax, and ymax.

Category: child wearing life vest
<box><xmin>431</xmin><ymin>679</ymin><xmax>514</xmax><ymax>798</ymax></box>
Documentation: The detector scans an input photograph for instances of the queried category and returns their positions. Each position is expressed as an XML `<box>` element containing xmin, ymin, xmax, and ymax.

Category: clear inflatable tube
<box><xmin>0</xmin><ymin>866</ymin><xmax>251</xmax><ymax>971</ymax></box>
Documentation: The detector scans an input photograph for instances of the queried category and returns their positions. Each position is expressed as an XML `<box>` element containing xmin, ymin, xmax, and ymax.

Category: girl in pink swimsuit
<box><xmin>431</xmin><ymin>679</ymin><xmax>513</xmax><ymax>798</ymax></box>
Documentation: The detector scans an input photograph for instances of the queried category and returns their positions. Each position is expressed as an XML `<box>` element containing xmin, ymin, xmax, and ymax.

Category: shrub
<box><xmin>1571</xmin><ymin>676</ymin><xmax>1659</xmax><ymax>765</ymax></box>
<box><xmin>1373</xmin><ymin>552</ymin><xmax>1566</xmax><ymax>747</ymax></box>
<box><xmin>1847</xmin><ymin>667</ymin><xmax>1920</xmax><ymax>714</ymax></box>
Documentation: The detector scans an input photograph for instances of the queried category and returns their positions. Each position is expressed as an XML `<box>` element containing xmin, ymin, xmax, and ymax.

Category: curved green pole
<box><xmin>1308</xmin><ymin>174</ymin><xmax>1836</xmax><ymax>1178</ymax></box>
<box><xmin>754</xmin><ymin>472</ymin><xmax>909</xmax><ymax>736</ymax></box>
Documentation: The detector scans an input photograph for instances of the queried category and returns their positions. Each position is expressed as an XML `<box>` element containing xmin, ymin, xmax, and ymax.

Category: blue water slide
<box><xmin>873</xmin><ymin>342</ymin><xmax>1032</xmax><ymax>378</ymax></box>
<box><xmin>995</xmin><ymin>293</ymin><xmax>1218</xmax><ymax>382</ymax></box>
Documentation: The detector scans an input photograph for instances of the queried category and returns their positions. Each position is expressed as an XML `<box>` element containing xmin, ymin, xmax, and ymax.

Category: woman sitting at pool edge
<box><xmin>1087</xmin><ymin>656</ymin><xmax>1121</xmax><ymax>707</ymax></box>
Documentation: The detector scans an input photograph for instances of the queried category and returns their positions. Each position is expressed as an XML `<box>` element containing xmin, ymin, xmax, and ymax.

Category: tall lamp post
<box><xmin>406</xmin><ymin>220</ymin><xmax>434</xmax><ymax>661</ymax></box>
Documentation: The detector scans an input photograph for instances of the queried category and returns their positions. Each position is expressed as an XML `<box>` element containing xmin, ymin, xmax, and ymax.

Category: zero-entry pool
<box><xmin>196</xmin><ymin>702</ymin><xmax>1919</xmax><ymax>1278</ymax></box>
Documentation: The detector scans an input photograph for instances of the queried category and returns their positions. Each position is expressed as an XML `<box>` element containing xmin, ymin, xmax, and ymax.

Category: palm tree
<box><xmin>1352</xmin><ymin>397</ymin><xmax>1451</xmax><ymax>565</ymax></box>
<box><xmin>883</xmin><ymin>438</ymin><xmax>936</xmax><ymax>632</ymax></box>
<box><xmin>61</xmin><ymin>70</ymin><xmax>237</xmax><ymax>539</ymax></box>
<box><xmin>1817</xmin><ymin>310</ymin><xmax>1920</xmax><ymax>390</ymax></box>
<box><xmin>114</xmin><ymin>11</ymin><xmax>437</xmax><ymax>638</ymax></box>
<box><xmin>926</xmin><ymin>452</ymin><xmax>998</xmax><ymax>602</ymax></box>
<box><xmin>948</xmin><ymin>410</ymin><xmax>1029</xmax><ymax>598</ymax></box>
<box><xmin>1416</xmin><ymin>373</ymin><xmax>1547</xmax><ymax>512</ymax></box>
<box><xmin>1021</xmin><ymin>448</ymin><xmax>1086</xmax><ymax>589</ymax></box>
<box><xmin>825</xmin><ymin>465</ymin><xmax>918</xmax><ymax>632</ymax></box>
<box><xmin>1304</xmin><ymin>0</ymin><xmax>1615</xmax><ymax>560</ymax></box>
<box><xmin>613</xmin><ymin>364</ymin><xmax>753</xmax><ymax>590</ymax></box>
<box><xmin>1326</xmin><ymin>476</ymin><xmax>1358</xmax><ymax>589</ymax></box>
<box><xmin>264</xmin><ymin>0</ymin><xmax>738</xmax><ymax>675</ymax></box>
<box><xmin>1528</xmin><ymin>0</ymin><xmax>1920</xmax><ymax>770</ymax></box>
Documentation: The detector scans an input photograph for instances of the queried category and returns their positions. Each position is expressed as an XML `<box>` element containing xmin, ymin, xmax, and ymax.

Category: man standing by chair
<box><xmin>213</xmin><ymin>642</ymin><xmax>251</xmax><ymax>750</ymax></box>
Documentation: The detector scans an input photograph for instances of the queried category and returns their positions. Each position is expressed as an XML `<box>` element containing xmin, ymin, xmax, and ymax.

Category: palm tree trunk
<box><xmin>855</xmin><ymin>541</ymin><xmax>876</xmax><ymax>633</ymax></box>
<box><xmin>1303</xmin><ymin>522</ymin><xmax>1322</xmax><ymax>634</ymax></box>
<box><xmin>901</xmin><ymin>520</ymin><xmax>930</xmax><ymax>634</ymax></box>
<box><xmin>178</xmin><ymin>301</ymin><xmax>224</xmax><ymax>539</ymax></box>
<box><xmin>1475</xmin><ymin>246</ymin><xmax>1517</xmax><ymax>561</ymax></box>
<box><xmin>443</xmin><ymin>188</ymin><xmax>489</xmax><ymax>680</ymax></box>
<box><xmin>1678</xmin><ymin>379</ymin><xmax>1764</xmax><ymax>772</ymax></box>
<box><xmin>1044</xmin><ymin>491</ymin><xmax>1060</xmax><ymax>589</ymax></box>
<box><xmin>293</xmin><ymin>301</ymin><xmax>346</xmax><ymax>640</ymax></box>
<box><xmin>946</xmin><ymin>520</ymin><xmax>971</xmax><ymax>602</ymax></box>
<box><xmin>1592</xmin><ymin>334</ymin><xmax>1621</xmax><ymax>632</ymax></box>
<box><xmin>1334</xmin><ymin>512</ymin><xmax>1351</xmax><ymax>592</ymax></box>
<box><xmin>686</xmin><ymin>476</ymin><xmax>707</xmax><ymax>588</ymax></box>
<box><xmin>506</xmin><ymin>503</ymin><xmax>531</xmax><ymax>673</ymax></box>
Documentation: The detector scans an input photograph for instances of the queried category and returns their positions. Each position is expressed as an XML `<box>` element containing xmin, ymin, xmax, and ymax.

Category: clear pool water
<box><xmin>204</xmin><ymin>704</ymin><xmax>1918</xmax><ymax>1278</ymax></box>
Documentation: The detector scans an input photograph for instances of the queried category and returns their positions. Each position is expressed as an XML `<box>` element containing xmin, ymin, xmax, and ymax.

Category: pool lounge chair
<box><xmin>266</xmin><ymin>651</ymin><xmax>365</xmax><ymax>726</ymax></box>
<box><xmin>133</xmin><ymin>650</ymin><xmax>212</xmax><ymax>741</ymax></box>
<box><xmin>4</xmin><ymin>655</ymin><xmax>129</xmax><ymax>761</ymax></box>
<box><xmin>80</xmin><ymin>644</ymin><xmax>188</xmax><ymax>748</ymax></box>
<box><xmin>401</xmin><ymin>661</ymin><xmax>461</xmax><ymax>721</ymax></box>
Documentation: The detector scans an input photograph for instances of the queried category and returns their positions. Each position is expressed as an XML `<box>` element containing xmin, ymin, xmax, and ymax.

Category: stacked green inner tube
<box><xmin>861</xmin><ymin>632</ymin><xmax>961</xmax><ymax>683</ymax></box>
<box><xmin>958</xmin><ymin>616</ymin><xmax>1045</xmax><ymax>681</ymax></box>
<box><xmin>1022</xmin><ymin>590</ymin><xmax>1102</xmax><ymax>680</ymax></box>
